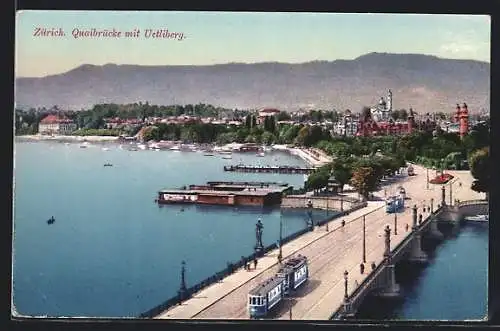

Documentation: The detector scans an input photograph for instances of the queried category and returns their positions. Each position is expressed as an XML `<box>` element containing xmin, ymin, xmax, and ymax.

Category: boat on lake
<box><xmin>47</xmin><ymin>216</ymin><xmax>55</xmax><ymax>225</ymax></box>
<box><xmin>79</xmin><ymin>142</ymin><xmax>90</xmax><ymax>148</ymax></box>
<box><xmin>104</xmin><ymin>163</ymin><xmax>113</xmax><ymax>167</ymax></box>
<box><xmin>464</xmin><ymin>214</ymin><xmax>488</xmax><ymax>222</ymax></box>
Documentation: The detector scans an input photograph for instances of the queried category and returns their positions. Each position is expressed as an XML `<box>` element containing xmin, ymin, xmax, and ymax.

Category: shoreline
<box><xmin>15</xmin><ymin>135</ymin><xmax>121</xmax><ymax>142</ymax></box>
<box><xmin>14</xmin><ymin>135</ymin><xmax>330</xmax><ymax>167</ymax></box>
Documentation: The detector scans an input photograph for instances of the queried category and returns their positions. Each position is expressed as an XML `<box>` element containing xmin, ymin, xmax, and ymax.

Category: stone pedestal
<box><xmin>408</xmin><ymin>233</ymin><xmax>428</xmax><ymax>263</ymax></box>
<box><xmin>429</xmin><ymin>218</ymin><xmax>444</xmax><ymax>240</ymax></box>
<box><xmin>376</xmin><ymin>264</ymin><xmax>401</xmax><ymax>298</ymax></box>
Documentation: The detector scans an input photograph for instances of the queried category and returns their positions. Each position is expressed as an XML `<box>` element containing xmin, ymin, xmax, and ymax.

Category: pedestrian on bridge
<box><xmin>341</xmin><ymin>219</ymin><xmax>346</xmax><ymax>228</ymax></box>
<box><xmin>405</xmin><ymin>223</ymin><xmax>409</xmax><ymax>232</ymax></box>
<box><xmin>326</xmin><ymin>223</ymin><xmax>329</xmax><ymax>232</ymax></box>
<box><xmin>360</xmin><ymin>263</ymin><xmax>365</xmax><ymax>274</ymax></box>
<box><xmin>371</xmin><ymin>262</ymin><xmax>376</xmax><ymax>270</ymax></box>
<box><xmin>253</xmin><ymin>258</ymin><xmax>258</xmax><ymax>270</ymax></box>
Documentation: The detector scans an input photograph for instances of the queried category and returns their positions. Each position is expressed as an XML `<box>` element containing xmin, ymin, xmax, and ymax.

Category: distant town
<box><xmin>15</xmin><ymin>89</ymin><xmax>490</xmax><ymax>142</ymax></box>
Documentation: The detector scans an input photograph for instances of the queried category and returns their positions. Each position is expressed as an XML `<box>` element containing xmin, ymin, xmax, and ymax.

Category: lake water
<box><xmin>12</xmin><ymin>140</ymin><xmax>488</xmax><ymax>320</ymax></box>
<box><xmin>13</xmin><ymin>140</ymin><xmax>334</xmax><ymax>317</ymax></box>
<box><xmin>355</xmin><ymin>222</ymin><xmax>488</xmax><ymax>321</ymax></box>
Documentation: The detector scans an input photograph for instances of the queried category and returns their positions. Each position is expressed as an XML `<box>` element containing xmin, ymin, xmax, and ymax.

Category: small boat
<box><xmin>64</xmin><ymin>142</ymin><xmax>70</xmax><ymax>146</ymax></box>
<box><xmin>464</xmin><ymin>214</ymin><xmax>488</xmax><ymax>222</ymax></box>
<box><xmin>79</xmin><ymin>142</ymin><xmax>90</xmax><ymax>148</ymax></box>
<box><xmin>222</xmin><ymin>155</ymin><xmax>232</xmax><ymax>159</ymax></box>
<box><xmin>204</xmin><ymin>153</ymin><xmax>215</xmax><ymax>156</ymax></box>
<box><xmin>170</xmin><ymin>146</ymin><xmax>181</xmax><ymax>151</ymax></box>
<box><xmin>47</xmin><ymin>216</ymin><xmax>55</xmax><ymax>225</ymax></box>
<box><xmin>104</xmin><ymin>163</ymin><xmax>113</xmax><ymax>167</ymax></box>
<box><xmin>102</xmin><ymin>147</ymin><xmax>110</xmax><ymax>151</ymax></box>
<box><xmin>137</xmin><ymin>144</ymin><xmax>147</xmax><ymax>150</ymax></box>
<box><xmin>256</xmin><ymin>152</ymin><xmax>265</xmax><ymax>157</ymax></box>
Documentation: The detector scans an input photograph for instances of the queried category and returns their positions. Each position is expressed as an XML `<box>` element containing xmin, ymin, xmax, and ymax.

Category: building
<box><xmin>38</xmin><ymin>114</ymin><xmax>77</xmax><ymax>135</ymax></box>
<box><xmin>370</xmin><ymin>89</ymin><xmax>393</xmax><ymax>122</ymax></box>
<box><xmin>257</xmin><ymin>108</ymin><xmax>281</xmax><ymax>125</ymax></box>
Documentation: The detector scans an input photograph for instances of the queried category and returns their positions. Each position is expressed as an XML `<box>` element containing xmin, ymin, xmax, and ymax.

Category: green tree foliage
<box><xmin>350</xmin><ymin>166</ymin><xmax>380</xmax><ymax>198</ymax></box>
<box><xmin>305</xmin><ymin>169</ymin><xmax>330</xmax><ymax>193</ymax></box>
<box><xmin>469</xmin><ymin>147</ymin><xmax>489</xmax><ymax>196</ymax></box>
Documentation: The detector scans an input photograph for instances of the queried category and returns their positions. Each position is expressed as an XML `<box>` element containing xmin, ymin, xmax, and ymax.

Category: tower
<box><xmin>459</xmin><ymin>103</ymin><xmax>469</xmax><ymax>138</ymax></box>
<box><xmin>407</xmin><ymin>107</ymin><xmax>415</xmax><ymax>134</ymax></box>
<box><xmin>454</xmin><ymin>104</ymin><xmax>461</xmax><ymax>123</ymax></box>
<box><xmin>387</xmin><ymin>89</ymin><xmax>393</xmax><ymax>112</ymax></box>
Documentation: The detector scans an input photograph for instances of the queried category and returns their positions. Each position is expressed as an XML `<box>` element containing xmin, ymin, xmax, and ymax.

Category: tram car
<box><xmin>385</xmin><ymin>195</ymin><xmax>404</xmax><ymax>213</ymax></box>
<box><xmin>248</xmin><ymin>255</ymin><xmax>308</xmax><ymax>318</ymax></box>
<box><xmin>276</xmin><ymin>255</ymin><xmax>309</xmax><ymax>295</ymax></box>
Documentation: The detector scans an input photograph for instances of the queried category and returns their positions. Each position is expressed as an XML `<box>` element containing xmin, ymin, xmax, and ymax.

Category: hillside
<box><xmin>15</xmin><ymin>52</ymin><xmax>490</xmax><ymax>112</ymax></box>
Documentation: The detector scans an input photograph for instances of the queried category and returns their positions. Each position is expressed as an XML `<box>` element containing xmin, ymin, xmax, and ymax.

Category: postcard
<box><xmin>13</xmin><ymin>10</ymin><xmax>490</xmax><ymax>321</ymax></box>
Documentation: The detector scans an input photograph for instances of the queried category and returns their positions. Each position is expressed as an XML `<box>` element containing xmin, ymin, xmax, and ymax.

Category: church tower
<box><xmin>459</xmin><ymin>103</ymin><xmax>469</xmax><ymax>139</ymax></box>
<box><xmin>407</xmin><ymin>107</ymin><xmax>415</xmax><ymax>134</ymax></box>
<box><xmin>387</xmin><ymin>89</ymin><xmax>393</xmax><ymax>111</ymax></box>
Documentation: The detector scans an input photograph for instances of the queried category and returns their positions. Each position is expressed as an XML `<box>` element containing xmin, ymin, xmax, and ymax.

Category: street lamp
<box><xmin>430</xmin><ymin>198</ymin><xmax>434</xmax><ymax>213</ymax></box>
<box><xmin>307</xmin><ymin>200</ymin><xmax>314</xmax><ymax>231</ymax></box>
<box><xmin>394</xmin><ymin>212</ymin><xmax>398</xmax><ymax>235</ymax></box>
<box><xmin>426</xmin><ymin>167</ymin><xmax>429</xmax><ymax>190</ymax></box>
<box><xmin>178</xmin><ymin>260</ymin><xmax>187</xmax><ymax>303</ymax></box>
<box><xmin>362</xmin><ymin>215</ymin><xmax>366</xmax><ymax>263</ymax></box>
<box><xmin>343</xmin><ymin>270</ymin><xmax>349</xmax><ymax>300</ymax></box>
<box><xmin>278</xmin><ymin>210</ymin><xmax>283</xmax><ymax>263</ymax></box>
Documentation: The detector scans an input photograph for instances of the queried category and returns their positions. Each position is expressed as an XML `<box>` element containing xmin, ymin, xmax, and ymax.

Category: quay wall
<box><xmin>282</xmin><ymin>195</ymin><xmax>360</xmax><ymax>211</ymax></box>
<box><xmin>140</xmin><ymin>199</ymin><xmax>365</xmax><ymax>318</ymax></box>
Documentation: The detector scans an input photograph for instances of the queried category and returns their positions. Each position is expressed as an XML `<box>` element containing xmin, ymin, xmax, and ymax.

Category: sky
<box><xmin>15</xmin><ymin>11</ymin><xmax>491</xmax><ymax>78</ymax></box>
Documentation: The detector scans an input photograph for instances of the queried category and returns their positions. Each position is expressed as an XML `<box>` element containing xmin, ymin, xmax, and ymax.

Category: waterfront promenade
<box><xmin>155</xmin><ymin>165</ymin><xmax>484</xmax><ymax>320</ymax></box>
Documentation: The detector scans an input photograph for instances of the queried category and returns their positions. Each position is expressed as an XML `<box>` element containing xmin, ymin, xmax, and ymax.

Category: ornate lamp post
<box><xmin>178</xmin><ymin>260</ymin><xmax>187</xmax><ymax>303</ymax></box>
<box><xmin>430</xmin><ymin>198</ymin><xmax>434</xmax><ymax>213</ymax></box>
<box><xmin>384</xmin><ymin>225</ymin><xmax>391</xmax><ymax>260</ymax></box>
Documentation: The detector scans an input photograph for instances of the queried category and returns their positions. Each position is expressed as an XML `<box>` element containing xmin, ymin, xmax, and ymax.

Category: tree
<box><xmin>331</xmin><ymin>161</ymin><xmax>353</xmax><ymax>192</ymax></box>
<box><xmin>305</xmin><ymin>170</ymin><xmax>330</xmax><ymax>193</ymax></box>
<box><xmin>261</xmin><ymin>131</ymin><xmax>276</xmax><ymax>145</ymax></box>
<box><xmin>469</xmin><ymin>147</ymin><xmax>489</xmax><ymax>199</ymax></box>
<box><xmin>350</xmin><ymin>166</ymin><xmax>380</xmax><ymax>199</ymax></box>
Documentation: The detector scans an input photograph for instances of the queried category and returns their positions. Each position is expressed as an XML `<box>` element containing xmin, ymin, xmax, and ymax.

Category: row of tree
<box><xmin>305</xmin><ymin>154</ymin><xmax>406</xmax><ymax>198</ymax></box>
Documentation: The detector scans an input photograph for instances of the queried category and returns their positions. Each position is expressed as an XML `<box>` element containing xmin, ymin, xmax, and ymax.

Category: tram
<box><xmin>248</xmin><ymin>255</ymin><xmax>308</xmax><ymax>318</ymax></box>
<box><xmin>386</xmin><ymin>195</ymin><xmax>404</xmax><ymax>213</ymax></box>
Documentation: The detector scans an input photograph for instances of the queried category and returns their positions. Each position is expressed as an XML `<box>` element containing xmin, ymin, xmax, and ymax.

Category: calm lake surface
<box><xmin>355</xmin><ymin>222</ymin><xmax>488</xmax><ymax>321</ymax></box>
<box><xmin>13</xmin><ymin>140</ymin><xmax>332</xmax><ymax>317</ymax></box>
<box><xmin>13</xmin><ymin>140</ymin><xmax>488</xmax><ymax>320</ymax></box>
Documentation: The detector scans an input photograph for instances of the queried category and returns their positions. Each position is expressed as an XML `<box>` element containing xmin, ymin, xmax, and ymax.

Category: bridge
<box><xmin>150</xmin><ymin>165</ymin><xmax>487</xmax><ymax>320</ymax></box>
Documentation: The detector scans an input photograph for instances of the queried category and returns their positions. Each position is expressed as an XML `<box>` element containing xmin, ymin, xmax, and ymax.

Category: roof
<box><xmin>40</xmin><ymin>114</ymin><xmax>74</xmax><ymax>124</ymax></box>
<box><xmin>249</xmin><ymin>276</ymin><xmax>284</xmax><ymax>296</ymax></box>
<box><xmin>159</xmin><ymin>188</ymin><xmax>282</xmax><ymax>197</ymax></box>
<box><xmin>259</xmin><ymin>108</ymin><xmax>281</xmax><ymax>114</ymax></box>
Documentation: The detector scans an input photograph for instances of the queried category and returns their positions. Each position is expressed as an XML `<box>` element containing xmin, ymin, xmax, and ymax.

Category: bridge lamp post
<box><xmin>426</xmin><ymin>167</ymin><xmax>429</xmax><ymax>190</ymax></box>
<box><xmin>430</xmin><ymin>198</ymin><xmax>434</xmax><ymax>213</ymax></box>
<box><xmin>343</xmin><ymin>270</ymin><xmax>349</xmax><ymax>301</ymax></box>
<box><xmin>278</xmin><ymin>210</ymin><xmax>283</xmax><ymax>263</ymax></box>
<box><xmin>362</xmin><ymin>215</ymin><xmax>366</xmax><ymax>263</ymax></box>
<box><xmin>394</xmin><ymin>212</ymin><xmax>398</xmax><ymax>235</ymax></box>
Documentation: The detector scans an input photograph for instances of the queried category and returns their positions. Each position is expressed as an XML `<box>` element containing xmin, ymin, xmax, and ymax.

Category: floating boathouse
<box><xmin>157</xmin><ymin>181</ymin><xmax>292</xmax><ymax>207</ymax></box>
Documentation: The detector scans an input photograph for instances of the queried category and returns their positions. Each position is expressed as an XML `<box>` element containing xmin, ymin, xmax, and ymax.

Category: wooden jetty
<box><xmin>223</xmin><ymin>165</ymin><xmax>315</xmax><ymax>174</ymax></box>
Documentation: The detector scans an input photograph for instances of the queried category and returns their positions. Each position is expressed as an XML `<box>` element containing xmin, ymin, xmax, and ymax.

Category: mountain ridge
<box><xmin>15</xmin><ymin>52</ymin><xmax>490</xmax><ymax>112</ymax></box>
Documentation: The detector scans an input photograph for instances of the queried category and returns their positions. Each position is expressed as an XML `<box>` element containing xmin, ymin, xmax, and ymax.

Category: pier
<box><xmin>149</xmin><ymin>165</ymin><xmax>486</xmax><ymax>320</ymax></box>
<box><xmin>223</xmin><ymin>165</ymin><xmax>316</xmax><ymax>174</ymax></box>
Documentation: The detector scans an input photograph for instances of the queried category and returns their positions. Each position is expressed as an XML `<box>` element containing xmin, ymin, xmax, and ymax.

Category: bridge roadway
<box><xmin>156</xmin><ymin>165</ymin><xmax>483</xmax><ymax>320</ymax></box>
